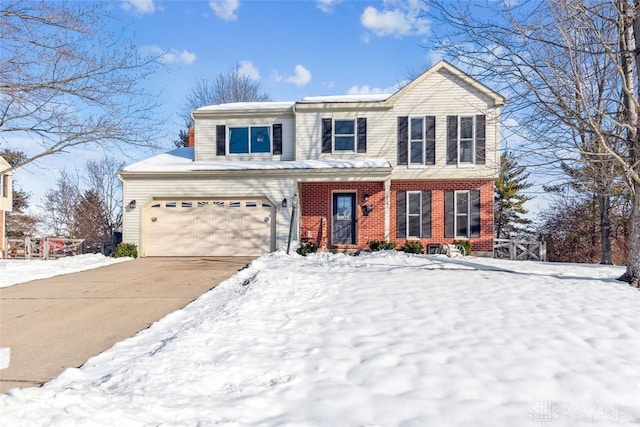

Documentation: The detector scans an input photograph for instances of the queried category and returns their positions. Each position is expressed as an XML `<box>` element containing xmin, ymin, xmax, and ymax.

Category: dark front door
<box><xmin>332</xmin><ymin>193</ymin><xmax>356</xmax><ymax>245</ymax></box>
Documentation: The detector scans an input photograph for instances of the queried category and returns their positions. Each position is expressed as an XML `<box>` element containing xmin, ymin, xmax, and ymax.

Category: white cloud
<box><xmin>285</xmin><ymin>65</ymin><xmax>312</xmax><ymax>87</ymax></box>
<box><xmin>360</xmin><ymin>0</ymin><xmax>429</xmax><ymax>39</ymax></box>
<box><xmin>237</xmin><ymin>60</ymin><xmax>260</xmax><ymax>80</ymax></box>
<box><xmin>142</xmin><ymin>45</ymin><xmax>197</xmax><ymax>65</ymax></box>
<box><xmin>121</xmin><ymin>0</ymin><xmax>155</xmax><ymax>15</ymax></box>
<box><xmin>347</xmin><ymin>84</ymin><xmax>398</xmax><ymax>95</ymax></box>
<box><xmin>316</xmin><ymin>0</ymin><xmax>342</xmax><ymax>13</ymax></box>
<box><xmin>209</xmin><ymin>0</ymin><xmax>240</xmax><ymax>21</ymax></box>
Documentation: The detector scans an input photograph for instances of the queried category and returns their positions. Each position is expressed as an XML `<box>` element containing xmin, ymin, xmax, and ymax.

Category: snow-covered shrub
<box><xmin>400</xmin><ymin>241</ymin><xmax>423</xmax><ymax>254</ymax></box>
<box><xmin>368</xmin><ymin>240</ymin><xmax>396</xmax><ymax>251</ymax></box>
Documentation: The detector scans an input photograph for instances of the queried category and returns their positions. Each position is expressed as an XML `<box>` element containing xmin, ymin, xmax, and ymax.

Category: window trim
<box><xmin>228</xmin><ymin>125</ymin><xmax>272</xmax><ymax>155</ymax></box>
<box><xmin>454</xmin><ymin>190</ymin><xmax>471</xmax><ymax>238</ymax></box>
<box><xmin>333</xmin><ymin>118</ymin><xmax>356</xmax><ymax>152</ymax></box>
<box><xmin>458</xmin><ymin>116</ymin><xmax>475</xmax><ymax>165</ymax></box>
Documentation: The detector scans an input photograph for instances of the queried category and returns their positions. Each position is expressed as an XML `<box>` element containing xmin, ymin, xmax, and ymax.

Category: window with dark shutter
<box><xmin>322</xmin><ymin>118</ymin><xmax>332</xmax><ymax>153</ymax></box>
<box><xmin>447</xmin><ymin>116</ymin><xmax>458</xmax><ymax>165</ymax></box>
<box><xmin>425</xmin><ymin>116</ymin><xmax>436</xmax><ymax>165</ymax></box>
<box><xmin>272</xmin><ymin>123</ymin><xmax>282</xmax><ymax>155</ymax></box>
<box><xmin>475</xmin><ymin>115</ymin><xmax>486</xmax><ymax>165</ymax></box>
<box><xmin>357</xmin><ymin>117</ymin><xmax>367</xmax><ymax>153</ymax></box>
<box><xmin>444</xmin><ymin>190</ymin><xmax>455</xmax><ymax>238</ymax></box>
<box><xmin>216</xmin><ymin>125</ymin><xmax>226</xmax><ymax>156</ymax></box>
<box><xmin>421</xmin><ymin>190</ymin><xmax>432</xmax><ymax>238</ymax></box>
<box><xmin>397</xmin><ymin>117</ymin><xmax>408</xmax><ymax>165</ymax></box>
<box><xmin>396</xmin><ymin>190</ymin><xmax>407</xmax><ymax>238</ymax></box>
<box><xmin>470</xmin><ymin>189</ymin><xmax>481</xmax><ymax>237</ymax></box>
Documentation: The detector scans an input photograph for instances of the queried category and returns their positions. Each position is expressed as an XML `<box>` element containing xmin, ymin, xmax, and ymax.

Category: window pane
<box><xmin>460</xmin><ymin>117</ymin><xmax>473</xmax><ymax>139</ymax></box>
<box><xmin>408</xmin><ymin>216</ymin><xmax>421</xmax><ymax>237</ymax></box>
<box><xmin>456</xmin><ymin>193</ymin><xmax>468</xmax><ymax>214</ymax></box>
<box><xmin>408</xmin><ymin>192</ymin><xmax>421</xmax><ymax>214</ymax></box>
<box><xmin>229</xmin><ymin>127</ymin><xmax>249</xmax><ymax>153</ymax></box>
<box><xmin>456</xmin><ymin>217</ymin><xmax>468</xmax><ymax>237</ymax></box>
<box><xmin>411</xmin><ymin>118</ymin><xmax>423</xmax><ymax>140</ymax></box>
<box><xmin>251</xmin><ymin>126</ymin><xmax>270</xmax><ymax>153</ymax></box>
<box><xmin>335</xmin><ymin>136</ymin><xmax>354</xmax><ymax>151</ymax></box>
<box><xmin>410</xmin><ymin>141</ymin><xmax>423</xmax><ymax>164</ymax></box>
<box><xmin>460</xmin><ymin>140</ymin><xmax>473</xmax><ymax>163</ymax></box>
<box><xmin>335</xmin><ymin>120</ymin><xmax>355</xmax><ymax>135</ymax></box>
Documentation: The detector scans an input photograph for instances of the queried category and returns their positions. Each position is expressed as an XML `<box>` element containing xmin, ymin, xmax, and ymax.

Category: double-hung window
<box><xmin>444</xmin><ymin>189</ymin><xmax>481</xmax><ymax>238</ymax></box>
<box><xmin>455</xmin><ymin>191</ymin><xmax>470</xmax><ymax>237</ymax></box>
<box><xmin>334</xmin><ymin>119</ymin><xmax>355</xmax><ymax>151</ymax></box>
<box><xmin>396</xmin><ymin>190</ymin><xmax>432</xmax><ymax>239</ymax></box>
<box><xmin>458</xmin><ymin>117</ymin><xmax>474</xmax><ymax>164</ymax></box>
<box><xmin>446</xmin><ymin>115</ymin><xmax>486</xmax><ymax>165</ymax></box>
<box><xmin>229</xmin><ymin>126</ymin><xmax>271</xmax><ymax>154</ymax></box>
<box><xmin>397</xmin><ymin>116</ymin><xmax>436</xmax><ymax>165</ymax></box>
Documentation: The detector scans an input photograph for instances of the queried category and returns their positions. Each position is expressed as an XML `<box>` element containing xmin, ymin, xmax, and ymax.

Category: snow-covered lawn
<box><xmin>1</xmin><ymin>251</ymin><xmax>639</xmax><ymax>426</ymax></box>
<box><xmin>0</xmin><ymin>254</ymin><xmax>132</xmax><ymax>289</ymax></box>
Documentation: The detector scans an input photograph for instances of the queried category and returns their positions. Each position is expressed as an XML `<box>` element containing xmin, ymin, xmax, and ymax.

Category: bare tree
<box><xmin>84</xmin><ymin>156</ymin><xmax>124</xmax><ymax>235</ymax></box>
<box><xmin>0</xmin><ymin>1</ymin><xmax>164</xmax><ymax>173</ymax></box>
<box><xmin>177</xmin><ymin>66</ymin><xmax>271</xmax><ymax>130</ymax></box>
<box><xmin>426</xmin><ymin>0</ymin><xmax>640</xmax><ymax>285</ymax></box>
<box><xmin>42</xmin><ymin>170</ymin><xmax>80</xmax><ymax>237</ymax></box>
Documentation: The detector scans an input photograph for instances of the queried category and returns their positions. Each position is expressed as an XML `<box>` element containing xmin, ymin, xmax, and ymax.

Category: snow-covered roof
<box><xmin>195</xmin><ymin>101</ymin><xmax>295</xmax><ymax>112</ymax></box>
<box><xmin>121</xmin><ymin>148</ymin><xmax>391</xmax><ymax>173</ymax></box>
<box><xmin>300</xmin><ymin>94</ymin><xmax>392</xmax><ymax>103</ymax></box>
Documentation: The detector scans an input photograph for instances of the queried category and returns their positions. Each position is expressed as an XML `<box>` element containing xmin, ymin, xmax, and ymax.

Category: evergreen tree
<box><xmin>494</xmin><ymin>152</ymin><xmax>533</xmax><ymax>239</ymax></box>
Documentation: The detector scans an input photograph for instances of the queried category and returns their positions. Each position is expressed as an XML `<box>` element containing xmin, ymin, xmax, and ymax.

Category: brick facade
<box><xmin>300</xmin><ymin>179</ymin><xmax>494</xmax><ymax>253</ymax></box>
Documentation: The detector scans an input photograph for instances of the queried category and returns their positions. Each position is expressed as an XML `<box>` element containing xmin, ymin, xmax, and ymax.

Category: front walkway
<box><xmin>0</xmin><ymin>257</ymin><xmax>253</xmax><ymax>393</ymax></box>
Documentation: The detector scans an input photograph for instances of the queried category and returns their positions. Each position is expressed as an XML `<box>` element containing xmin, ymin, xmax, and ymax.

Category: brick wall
<box><xmin>391</xmin><ymin>180</ymin><xmax>494</xmax><ymax>253</ymax></box>
<box><xmin>300</xmin><ymin>179</ymin><xmax>494</xmax><ymax>253</ymax></box>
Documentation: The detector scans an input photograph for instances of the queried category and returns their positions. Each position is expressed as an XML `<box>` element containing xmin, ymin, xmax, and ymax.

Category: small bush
<box><xmin>400</xmin><ymin>241</ymin><xmax>423</xmax><ymax>254</ymax></box>
<box><xmin>368</xmin><ymin>240</ymin><xmax>396</xmax><ymax>251</ymax></box>
<box><xmin>452</xmin><ymin>239</ymin><xmax>471</xmax><ymax>255</ymax></box>
<box><xmin>296</xmin><ymin>241</ymin><xmax>318</xmax><ymax>256</ymax></box>
<box><xmin>112</xmin><ymin>242</ymin><xmax>138</xmax><ymax>258</ymax></box>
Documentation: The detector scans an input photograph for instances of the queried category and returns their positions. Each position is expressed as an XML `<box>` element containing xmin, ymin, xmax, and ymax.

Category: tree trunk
<box><xmin>598</xmin><ymin>194</ymin><xmax>613</xmax><ymax>264</ymax></box>
<box><xmin>619</xmin><ymin>182</ymin><xmax>640</xmax><ymax>285</ymax></box>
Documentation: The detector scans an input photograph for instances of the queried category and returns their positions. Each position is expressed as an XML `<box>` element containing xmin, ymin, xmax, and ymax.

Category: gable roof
<box><xmin>386</xmin><ymin>60</ymin><xmax>506</xmax><ymax>107</ymax></box>
<box><xmin>0</xmin><ymin>156</ymin><xmax>11</xmax><ymax>174</ymax></box>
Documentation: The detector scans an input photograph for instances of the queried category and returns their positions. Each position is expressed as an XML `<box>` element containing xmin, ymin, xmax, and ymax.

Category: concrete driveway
<box><xmin>0</xmin><ymin>257</ymin><xmax>254</xmax><ymax>393</ymax></box>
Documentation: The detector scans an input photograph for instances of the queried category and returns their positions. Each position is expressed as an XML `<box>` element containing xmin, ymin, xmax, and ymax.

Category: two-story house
<box><xmin>1</xmin><ymin>156</ymin><xmax>13</xmax><ymax>258</ymax></box>
<box><xmin>119</xmin><ymin>61</ymin><xmax>505</xmax><ymax>257</ymax></box>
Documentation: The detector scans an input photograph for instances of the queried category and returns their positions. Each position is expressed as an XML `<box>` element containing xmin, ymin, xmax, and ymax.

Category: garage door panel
<box><xmin>145</xmin><ymin>199</ymin><xmax>274</xmax><ymax>257</ymax></box>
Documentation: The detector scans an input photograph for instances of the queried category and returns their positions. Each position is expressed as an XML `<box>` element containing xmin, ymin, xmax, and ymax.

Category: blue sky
<box><xmin>13</xmin><ymin>0</ymin><xmax>447</xmax><ymax>214</ymax></box>
<box><xmin>119</xmin><ymin>0</ymin><xmax>437</xmax><ymax>123</ymax></box>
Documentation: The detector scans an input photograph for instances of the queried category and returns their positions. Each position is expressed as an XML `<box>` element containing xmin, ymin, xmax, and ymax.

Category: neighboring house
<box><xmin>0</xmin><ymin>156</ymin><xmax>13</xmax><ymax>258</ymax></box>
<box><xmin>119</xmin><ymin>61</ymin><xmax>505</xmax><ymax>257</ymax></box>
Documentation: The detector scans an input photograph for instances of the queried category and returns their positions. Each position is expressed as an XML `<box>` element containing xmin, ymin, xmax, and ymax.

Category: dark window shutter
<box><xmin>475</xmin><ymin>115</ymin><xmax>486</xmax><ymax>164</ymax></box>
<box><xmin>425</xmin><ymin>116</ymin><xmax>436</xmax><ymax>165</ymax></box>
<box><xmin>216</xmin><ymin>125</ymin><xmax>226</xmax><ymax>156</ymax></box>
<box><xmin>357</xmin><ymin>117</ymin><xmax>367</xmax><ymax>153</ymax></box>
<box><xmin>272</xmin><ymin>123</ymin><xmax>283</xmax><ymax>155</ymax></box>
<box><xmin>421</xmin><ymin>190</ymin><xmax>432</xmax><ymax>238</ymax></box>
<box><xmin>322</xmin><ymin>118</ymin><xmax>332</xmax><ymax>153</ymax></box>
<box><xmin>396</xmin><ymin>191</ymin><xmax>407</xmax><ymax>238</ymax></box>
<box><xmin>470</xmin><ymin>189</ymin><xmax>481</xmax><ymax>237</ymax></box>
<box><xmin>444</xmin><ymin>190</ymin><xmax>455</xmax><ymax>238</ymax></box>
<box><xmin>447</xmin><ymin>116</ymin><xmax>458</xmax><ymax>165</ymax></box>
<box><xmin>397</xmin><ymin>116</ymin><xmax>408</xmax><ymax>165</ymax></box>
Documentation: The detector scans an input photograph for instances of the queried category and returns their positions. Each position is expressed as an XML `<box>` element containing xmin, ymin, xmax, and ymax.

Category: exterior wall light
<box><xmin>282</xmin><ymin>198</ymin><xmax>287</xmax><ymax>208</ymax></box>
<box><xmin>361</xmin><ymin>194</ymin><xmax>373</xmax><ymax>216</ymax></box>
<box><xmin>128</xmin><ymin>200</ymin><xmax>137</xmax><ymax>209</ymax></box>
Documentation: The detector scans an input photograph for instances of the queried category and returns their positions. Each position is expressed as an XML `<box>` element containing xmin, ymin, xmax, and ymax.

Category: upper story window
<box><xmin>229</xmin><ymin>126</ymin><xmax>271</xmax><ymax>154</ymax></box>
<box><xmin>322</xmin><ymin>118</ymin><xmax>367</xmax><ymax>154</ymax></box>
<box><xmin>334</xmin><ymin>120</ymin><xmax>355</xmax><ymax>151</ymax></box>
<box><xmin>447</xmin><ymin>115</ymin><xmax>486</xmax><ymax>166</ymax></box>
<box><xmin>397</xmin><ymin>116</ymin><xmax>435</xmax><ymax>166</ymax></box>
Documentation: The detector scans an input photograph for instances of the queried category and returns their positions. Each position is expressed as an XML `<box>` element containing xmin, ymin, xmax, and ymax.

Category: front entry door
<box><xmin>332</xmin><ymin>193</ymin><xmax>356</xmax><ymax>245</ymax></box>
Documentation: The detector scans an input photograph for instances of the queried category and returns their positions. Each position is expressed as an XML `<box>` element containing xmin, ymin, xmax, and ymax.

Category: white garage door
<box><xmin>145</xmin><ymin>199</ymin><xmax>274</xmax><ymax>256</ymax></box>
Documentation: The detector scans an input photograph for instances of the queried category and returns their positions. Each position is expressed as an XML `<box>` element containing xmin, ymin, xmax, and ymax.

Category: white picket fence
<box><xmin>4</xmin><ymin>237</ymin><xmax>85</xmax><ymax>260</ymax></box>
<box><xmin>494</xmin><ymin>238</ymin><xmax>547</xmax><ymax>261</ymax></box>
